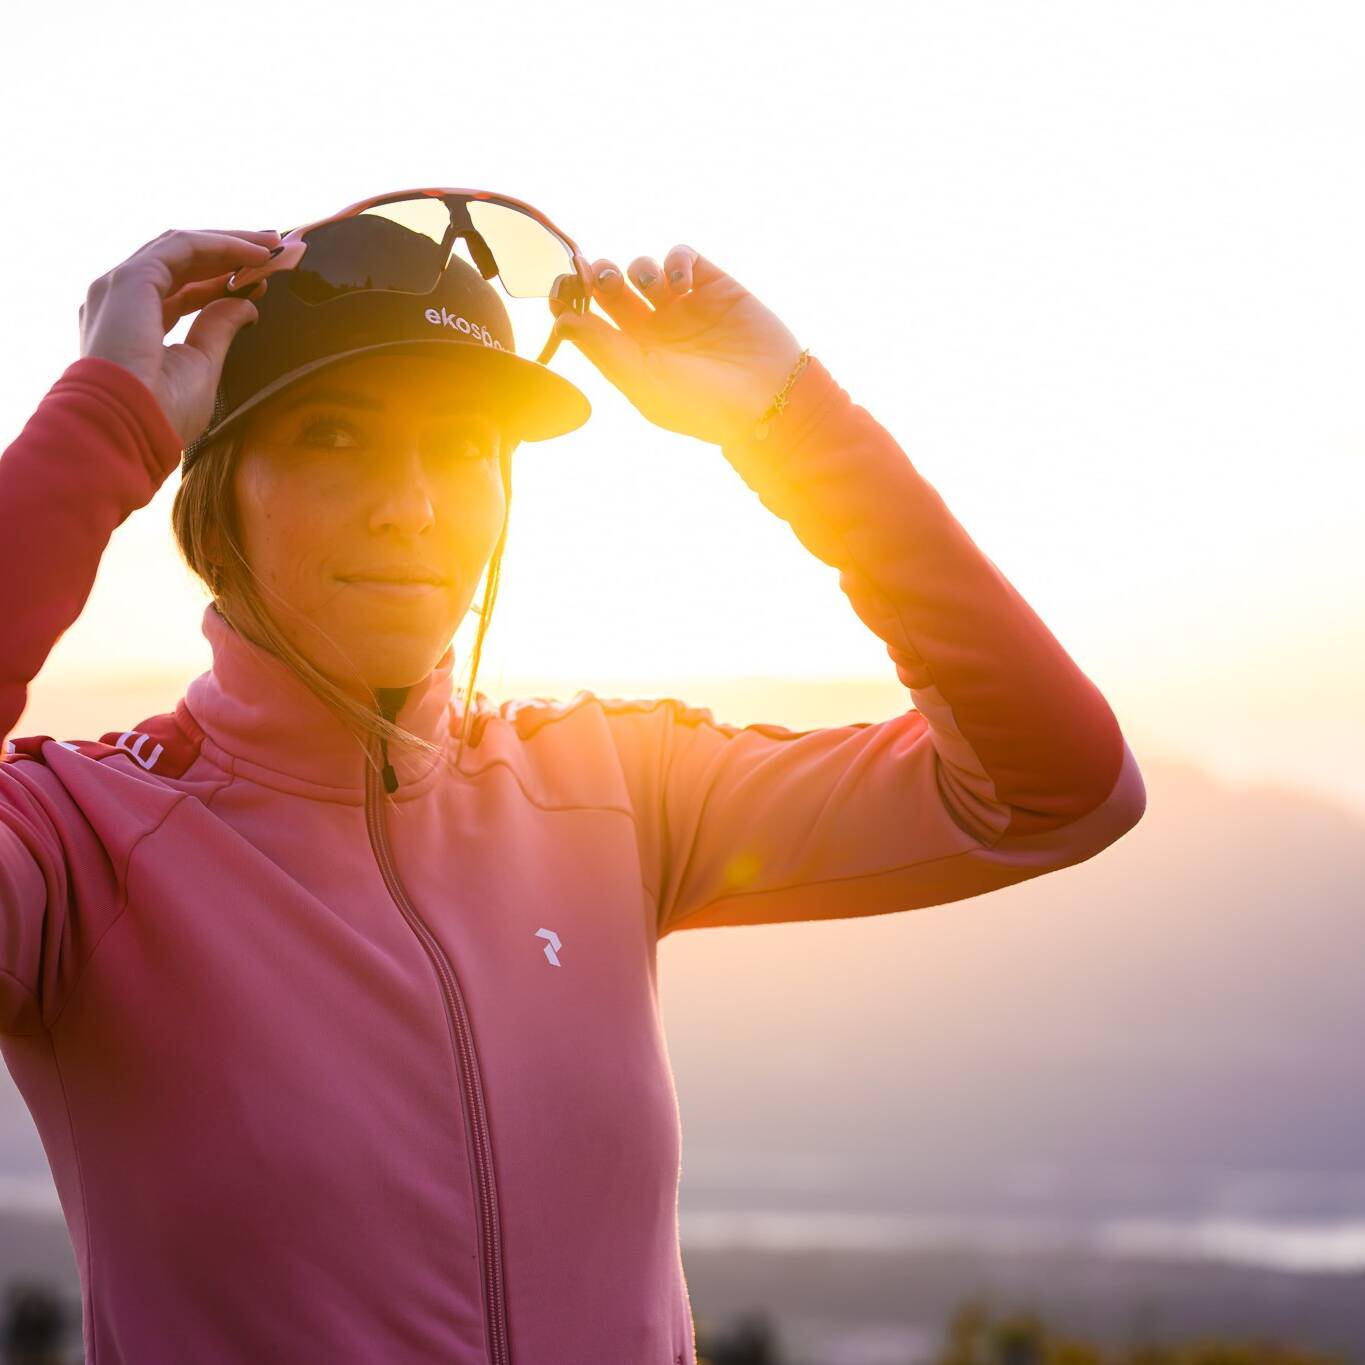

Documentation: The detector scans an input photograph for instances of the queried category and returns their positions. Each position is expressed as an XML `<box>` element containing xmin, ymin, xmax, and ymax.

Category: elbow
<box><xmin>1101</xmin><ymin>738</ymin><xmax>1147</xmax><ymax>837</ymax></box>
<box><xmin>989</xmin><ymin>739</ymin><xmax>1146</xmax><ymax>872</ymax></box>
<box><xmin>1064</xmin><ymin>738</ymin><xmax>1147</xmax><ymax>857</ymax></box>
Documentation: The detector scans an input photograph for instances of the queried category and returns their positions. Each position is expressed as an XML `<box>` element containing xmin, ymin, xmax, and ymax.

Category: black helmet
<box><xmin>182</xmin><ymin>212</ymin><xmax>591</xmax><ymax>473</ymax></box>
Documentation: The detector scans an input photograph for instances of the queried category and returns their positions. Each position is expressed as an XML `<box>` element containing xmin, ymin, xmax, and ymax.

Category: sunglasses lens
<box><xmin>467</xmin><ymin>200</ymin><xmax>577</xmax><ymax>299</ymax></box>
<box><xmin>278</xmin><ymin>193</ymin><xmax>584</xmax><ymax>365</ymax></box>
<box><xmin>288</xmin><ymin>201</ymin><xmax>450</xmax><ymax>304</ymax></box>
<box><xmin>288</xmin><ymin>196</ymin><xmax>579</xmax><ymax>306</ymax></box>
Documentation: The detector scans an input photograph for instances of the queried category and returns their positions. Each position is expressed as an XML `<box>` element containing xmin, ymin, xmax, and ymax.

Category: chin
<box><xmin>321</xmin><ymin>624</ymin><xmax>454</xmax><ymax>694</ymax></box>
<box><xmin>356</xmin><ymin>643</ymin><xmax>450</xmax><ymax>691</ymax></box>
<box><xmin>282</xmin><ymin>593</ymin><xmax>465</xmax><ymax>695</ymax></box>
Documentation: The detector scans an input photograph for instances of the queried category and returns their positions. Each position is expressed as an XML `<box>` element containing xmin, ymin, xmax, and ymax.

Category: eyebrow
<box><xmin>279</xmin><ymin>386</ymin><xmax>496</xmax><ymax>422</ymax></box>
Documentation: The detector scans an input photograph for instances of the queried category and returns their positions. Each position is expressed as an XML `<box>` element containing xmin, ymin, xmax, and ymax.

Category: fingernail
<box><xmin>597</xmin><ymin>267</ymin><xmax>619</xmax><ymax>283</ymax></box>
<box><xmin>638</xmin><ymin>272</ymin><xmax>657</xmax><ymax>288</ymax></box>
<box><xmin>669</xmin><ymin>269</ymin><xmax>684</xmax><ymax>285</ymax></box>
<box><xmin>268</xmin><ymin>245</ymin><xmax>285</xmax><ymax>258</ymax></box>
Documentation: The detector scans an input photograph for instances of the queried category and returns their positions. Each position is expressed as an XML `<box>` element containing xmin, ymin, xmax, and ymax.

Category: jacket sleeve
<box><xmin>0</xmin><ymin>358</ymin><xmax>184</xmax><ymax>1033</ymax></box>
<box><xmin>598</xmin><ymin>356</ymin><xmax>1146</xmax><ymax>939</ymax></box>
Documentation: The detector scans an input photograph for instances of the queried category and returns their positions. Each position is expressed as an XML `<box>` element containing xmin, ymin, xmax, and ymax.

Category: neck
<box><xmin>183</xmin><ymin>602</ymin><xmax>457</xmax><ymax>798</ymax></box>
<box><xmin>215</xmin><ymin>594</ymin><xmax>423</xmax><ymax>718</ymax></box>
<box><xmin>374</xmin><ymin>686</ymin><xmax>411</xmax><ymax>723</ymax></box>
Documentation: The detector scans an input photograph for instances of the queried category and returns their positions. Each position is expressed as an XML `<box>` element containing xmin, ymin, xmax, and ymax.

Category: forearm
<box><xmin>719</xmin><ymin>355</ymin><xmax>1142</xmax><ymax>843</ymax></box>
<box><xmin>0</xmin><ymin>357</ymin><xmax>182</xmax><ymax>745</ymax></box>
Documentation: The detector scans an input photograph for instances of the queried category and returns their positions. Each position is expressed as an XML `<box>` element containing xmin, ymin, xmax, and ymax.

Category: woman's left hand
<box><xmin>549</xmin><ymin>245</ymin><xmax>805</xmax><ymax>447</ymax></box>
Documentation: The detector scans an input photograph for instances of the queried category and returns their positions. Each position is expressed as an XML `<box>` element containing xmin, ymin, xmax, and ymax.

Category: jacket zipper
<box><xmin>363</xmin><ymin>746</ymin><xmax>511</xmax><ymax>1365</ymax></box>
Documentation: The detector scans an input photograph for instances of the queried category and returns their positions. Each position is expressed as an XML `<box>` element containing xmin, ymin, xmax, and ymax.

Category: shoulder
<box><xmin>460</xmin><ymin>688</ymin><xmax>811</xmax><ymax>791</ymax></box>
<box><xmin>468</xmin><ymin>689</ymin><xmax>812</xmax><ymax>748</ymax></box>
<box><xmin>468</xmin><ymin>689</ymin><xmax>735</xmax><ymax>745</ymax></box>
<box><xmin>3</xmin><ymin>700</ymin><xmax>204</xmax><ymax>782</ymax></box>
<box><xmin>0</xmin><ymin>705</ymin><xmax>204</xmax><ymax>871</ymax></box>
<box><xmin>450</xmin><ymin>689</ymin><xmax>728</xmax><ymax>810</ymax></box>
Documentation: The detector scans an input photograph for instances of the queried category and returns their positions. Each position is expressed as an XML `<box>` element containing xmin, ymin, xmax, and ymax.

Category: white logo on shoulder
<box><xmin>422</xmin><ymin>305</ymin><xmax>506</xmax><ymax>350</ymax></box>
<box><xmin>534</xmin><ymin>928</ymin><xmax>562</xmax><ymax>967</ymax></box>
<box><xmin>5</xmin><ymin>739</ymin><xmax>87</xmax><ymax>758</ymax></box>
<box><xmin>113</xmin><ymin>731</ymin><xmax>164</xmax><ymax>771</ymax></box>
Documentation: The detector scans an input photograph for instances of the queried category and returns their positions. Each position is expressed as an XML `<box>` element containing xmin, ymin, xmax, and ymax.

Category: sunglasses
<box><xmin>224</xmin><ymin>186</ymin><xmax>593</xmax><ymax>366</ymax></box>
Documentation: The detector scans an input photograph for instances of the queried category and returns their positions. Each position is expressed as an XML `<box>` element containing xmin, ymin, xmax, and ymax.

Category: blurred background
<box><xmin>2</xmin><ymin>1</ymin><xmax>1363</xmax><ymax>1361</ymax></box>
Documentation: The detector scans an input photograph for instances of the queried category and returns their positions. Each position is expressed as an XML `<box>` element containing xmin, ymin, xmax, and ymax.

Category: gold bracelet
<box><xmin>752</xmin><ymin>348</ymin><xmax>811</xmax><ymax>441</ymax></box>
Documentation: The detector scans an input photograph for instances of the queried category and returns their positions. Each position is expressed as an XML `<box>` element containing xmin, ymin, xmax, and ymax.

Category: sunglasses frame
<box><xmin>223</xmin><ymin>186</ymin><xmax>593</xmax><ymax>366</ymax></box>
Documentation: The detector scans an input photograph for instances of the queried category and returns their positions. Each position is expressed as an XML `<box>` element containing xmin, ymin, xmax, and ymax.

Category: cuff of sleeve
<box><xmin>719</xmin><ymin>355</ymin><xmax>849</xmax><ymax>476</ymax></box>
<box><xmin>53</xmin><ymin>357</ymin><xmax>186</xmax><ymax>490</ymax></box>
<box><xmin>718</xmin><ymin>354</ymin><xmax>920</xmax><ymax>550</ymax></box>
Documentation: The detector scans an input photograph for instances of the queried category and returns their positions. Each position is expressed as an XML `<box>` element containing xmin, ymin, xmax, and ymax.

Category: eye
<box><xmin>433</xmin><ymin>421</ymin><xmax>499</xmax><ymax>460</ymax></box>
<box><xmin>299</xmin><ymin>410</ymin><xmax>363</xmax><ymax>449</ymax></box>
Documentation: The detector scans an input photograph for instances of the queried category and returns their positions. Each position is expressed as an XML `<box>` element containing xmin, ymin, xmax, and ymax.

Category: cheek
<box><xmin>236</xmin><ymin>461</ymin><xmax>348</xmax><ymax>599</ymax></box>
<box><xmin>439</xmin><ymin>463</ymin><xmax>508</xmax><ymax>558</ymax></box>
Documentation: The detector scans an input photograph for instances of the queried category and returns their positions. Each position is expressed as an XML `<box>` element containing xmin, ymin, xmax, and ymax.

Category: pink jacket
<box><xmin>0</xmin><ymin>355</ymin><xmax>1144</xmax><ymax>1364</ymax></box>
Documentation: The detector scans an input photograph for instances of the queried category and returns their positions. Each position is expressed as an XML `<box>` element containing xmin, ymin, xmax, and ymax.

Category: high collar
<box><xmin>182</xmin><ymin>603</ymin><xmax>455</xmax><ymax>800</ymax></box>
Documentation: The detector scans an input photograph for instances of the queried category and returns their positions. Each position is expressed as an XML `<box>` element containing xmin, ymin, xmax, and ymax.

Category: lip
<box><xmin>338</xmin><ymin>577</ymin><xmax>446</xmax><ymax>599</ymax></box>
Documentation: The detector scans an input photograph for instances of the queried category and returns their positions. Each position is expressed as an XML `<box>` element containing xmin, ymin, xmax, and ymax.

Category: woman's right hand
<box><xmin>79</xmin><ymin>228</ymin><xmax>283</xmax><ymax>450</ymax></box>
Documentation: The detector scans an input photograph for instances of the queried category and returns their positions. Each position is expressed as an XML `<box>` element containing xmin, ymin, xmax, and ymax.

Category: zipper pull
<box><xmin>379</xmin><ymin>734</ymin><xmax>399</xmax><ymax>794</ymax></box>
<box><xmin>374</xmin><ymin>685</ymin><xmax>409</xmax><ymax>795</ymax></box>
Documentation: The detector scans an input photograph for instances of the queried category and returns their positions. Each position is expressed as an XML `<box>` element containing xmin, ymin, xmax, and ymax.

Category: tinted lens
<box><xmin>467</xmin><ymin>200</ymin><xmax>577</xmax><ymax>299</ymax></box>
<box><xmin>288</xmin><ymin>200</ymin><xmax>452</xmax><ymax>305</ymax></box>
<box><xmin>282</xmin><ymin>193</ymin><xmax>582</xmax><ymax>364</ymax></box>
<box><xmin>289</xmin><ymin>196</ymin><xmax>579</xmax><ymax>306</ymax></box>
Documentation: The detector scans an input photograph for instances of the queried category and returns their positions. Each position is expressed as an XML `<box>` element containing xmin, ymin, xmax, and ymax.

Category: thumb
<box><xmin>690</xmin><ymin>249</ymin><xmax>745</xmax><ymax>295</ymax></box>
<box><xmin>182</xmin><ymin>295</ymin><xmax>259</xmax><ymax>373</ymax></box>
<box><xmin>552</xmin><ymin>311</ymin><xmax>644</xmax><ymax>390</ymax></box>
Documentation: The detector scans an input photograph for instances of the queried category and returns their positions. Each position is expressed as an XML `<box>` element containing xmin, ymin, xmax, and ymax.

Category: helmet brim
<box><xmin>185</xmin><ymin>337</ymin><xmax>591</xmax><ymax>464</ymax></box>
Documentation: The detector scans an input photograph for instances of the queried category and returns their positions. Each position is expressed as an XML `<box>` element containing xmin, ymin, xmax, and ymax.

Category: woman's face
<box><xmin>226</xmin><ymin>352</ymin><xmax>508</xmax><ymax>699</ymax></box>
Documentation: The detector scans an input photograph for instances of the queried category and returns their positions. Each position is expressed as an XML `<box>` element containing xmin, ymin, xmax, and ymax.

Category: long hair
<box><xmin>170</xmin><ymin>426</ymin><xmax>512</xmax><ymax>779</ymax></box>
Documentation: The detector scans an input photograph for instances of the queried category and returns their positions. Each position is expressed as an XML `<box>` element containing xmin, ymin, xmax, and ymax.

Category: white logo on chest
<box><xmin>534</xmin><ymin>928</ymin><xmax>562</xmax><ymax>967</ymax></box>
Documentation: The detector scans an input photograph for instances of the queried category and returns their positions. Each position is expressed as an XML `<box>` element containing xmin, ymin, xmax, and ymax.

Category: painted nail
<box><xmin>597</xmin><ymin>268</ymin><xmax>619</xmax><ymax>283</ymax></box>
<box><xmin>638</xmin><ymin>272</ymin><xmax>658</xmax><ymax>287</ymax></box>
<box><xmin>669</xmin><ymin>269</ymin><xmax>684</xmax><ymax>284</ymax></box>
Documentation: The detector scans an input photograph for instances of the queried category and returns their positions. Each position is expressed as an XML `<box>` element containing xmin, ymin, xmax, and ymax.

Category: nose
<box><xmin>367</xmin><ymin>445</ymin><xmax>436</xmax><ymax>538</ymax></box>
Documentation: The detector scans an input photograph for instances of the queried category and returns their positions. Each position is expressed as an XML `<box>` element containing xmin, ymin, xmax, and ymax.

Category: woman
<box><xmin>0</xmin><ymin>198</ymin><xmax>1145</xmax><ymax>1365</ymax></box>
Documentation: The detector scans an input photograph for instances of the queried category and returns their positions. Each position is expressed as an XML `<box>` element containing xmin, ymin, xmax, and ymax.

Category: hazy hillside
<box><xmin>658</xmin><ymin>755</ymin><xmax>1365</xmax><ymax>1231</ymax></box>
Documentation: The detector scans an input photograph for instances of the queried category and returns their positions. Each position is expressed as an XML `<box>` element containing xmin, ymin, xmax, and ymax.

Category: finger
<box><xmin>689</xmin><ymin>249</ymin><xmax>739</xmax><ymax>293</ymax></box>
<box><xmin>663</xmin><ymin>243</ymin><xmax>700</xmax><ymax>294</ymax></box>
<box><xmin>180</xmin><ymin>294</ymin><xmax>261</xmax><ymax>372</ymax></box>
<box><xmin>627</xmin><ymin>255</ymin><xmax>670</xmax><ymax>310</ymax></box>
<box><xmin>588</xmin><ymin>258</ymin><xmax>654</xmax><ymax>332</ymax></box>
<box><xmin>546</xmin><ymin>253</ymin><xmax>593</xmax><ymax>320</ymax></box>
<box><xmin>134</xmin><ymin>226</ymin><xmax>280</xmax><ymax>253</ymax></box>
<box><xmin>118</xmin><ymin>230</ymin><xmax>281</xmax><ymax>303</ymax></box>
<box><xmin>161</xmin><ymin>272</ymin><xmax>266</xmax><ymax>332</ymax></box>
<box><xmin>550</xmin><ymin>309</ymin><xmax>645</xmax><ymax>392</ymax></box>
<box><xmin>571</xmin><ymin>251</ymin><xmax>595</xmax><ymax>307</ymax></box>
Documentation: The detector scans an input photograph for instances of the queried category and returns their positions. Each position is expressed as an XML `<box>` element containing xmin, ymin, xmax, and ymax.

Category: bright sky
<box><xmin>2</xmin><ymin>1</ymin><xmax>1362</xmax><ymax>814</ymax></box>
